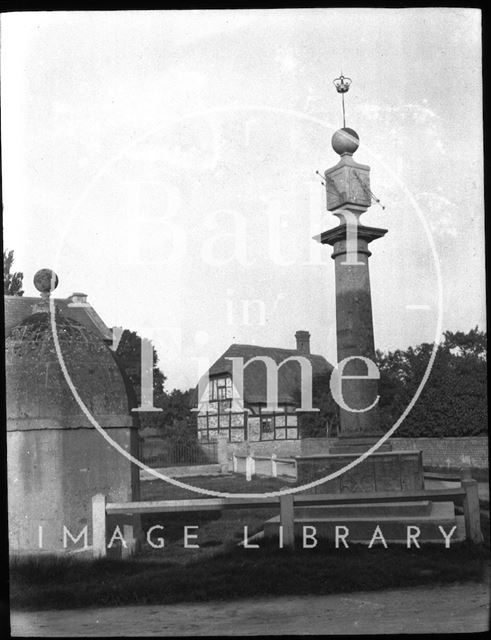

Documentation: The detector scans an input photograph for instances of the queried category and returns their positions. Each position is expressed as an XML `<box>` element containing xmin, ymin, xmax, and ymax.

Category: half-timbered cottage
<box><xmin>194</xmin><ymin>331</ymin><xmax>332</xmax><ymax>443</ymax></box>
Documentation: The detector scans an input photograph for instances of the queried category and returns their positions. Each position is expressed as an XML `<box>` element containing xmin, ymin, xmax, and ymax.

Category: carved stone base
<box><xmin>295</xmin><ymin>450</ymin><xmax>424</xmax><ymax>494</ymax></box>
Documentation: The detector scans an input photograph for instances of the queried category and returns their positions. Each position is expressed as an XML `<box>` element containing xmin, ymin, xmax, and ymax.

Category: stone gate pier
<box><xmin>6</xmin><ymin>270</ymin><xmax>141</xmax><ymax>555</ymax></box>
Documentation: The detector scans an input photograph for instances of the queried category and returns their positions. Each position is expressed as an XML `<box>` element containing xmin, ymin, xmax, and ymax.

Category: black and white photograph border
<box><xmin>2</xmin><ymin>6</ymin><xmax>488</xmax><ymax>637</ymax></box>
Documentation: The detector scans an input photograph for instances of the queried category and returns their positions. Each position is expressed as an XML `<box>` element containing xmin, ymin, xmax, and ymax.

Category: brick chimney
<box><xmin>67</xmin><ymin>292</ymin><xmax>89</xmax><ymax>307</ymax></box>
<box><xmin>295</xmin><ymin>330</ymin><xmax>311</xmax><ymax>354</ymax></box>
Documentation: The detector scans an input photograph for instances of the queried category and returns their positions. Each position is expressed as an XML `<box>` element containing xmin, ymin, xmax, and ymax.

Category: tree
<box><xmin>295</xmin><ymin>369</ymin><xmax>339</xmax><ymax>438</ymax></box>
<box><xmin>377</xmin><ymin>328</ymin><xmax>487</xmax><ymax>437</ymax></box>
<box><xmin>114</xmin><ymin>329</ymin><xmax>166</xmax><ymax>429</ymax></box>
<box><xmin>114</xmin><ymin>330</ymin><xmax>197</xmax><ymax>440</ymax></box>
<box><xmin>155</xmin><ymin>389</ymin><xmax>197</xmax><ymax>443</ymax></box>
<box><xmin>4</xmin><ymin>249</ymin><xmax>24</xmax><ymax>296</ymax></box>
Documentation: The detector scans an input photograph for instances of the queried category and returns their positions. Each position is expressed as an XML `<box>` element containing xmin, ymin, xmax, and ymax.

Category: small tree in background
<box><xmin>296</xmin><ymin>369</ymin><xmax>339</xmax><ymax>438</ymax></box>
<box><xmin>156</xmin><ymin>389</ymin><xmax>197</xmax><ymax>443</ymax></box>
<box><xmin>114</xmin><ymin>330</ymin><xmax>197</xmax><ymax>441</ymax></box>
<box><xmin>115</xmin><ymin>329</ymin><xmax>166</xmax><ymax>402</ymax></box>
<box><xmin>114</xmin><ymin>329</ymin><xmax>166</xmax><ymax>431</ymax></box>
<box><xmin>4</xmin><ymin>249</ymin><xmax>24</xmax><ymax>296</ymax></box>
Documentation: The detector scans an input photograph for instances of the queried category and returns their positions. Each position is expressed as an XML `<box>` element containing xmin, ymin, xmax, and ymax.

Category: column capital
<box><xmin>320</xmin><ymin>223</ymin><xmax>387</xmax><ymax>260</ymax></box>
<box><xmin>320</xmin><ymin>223</ymin><xmax>387</xmax><ymax>247</ymax></box>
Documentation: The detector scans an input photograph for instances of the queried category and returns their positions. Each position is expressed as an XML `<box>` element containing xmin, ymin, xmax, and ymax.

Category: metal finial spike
<box><xmin>315</xmin><ymin>170</ymin><xmax>326</xmax><ymax>187</ymax></box>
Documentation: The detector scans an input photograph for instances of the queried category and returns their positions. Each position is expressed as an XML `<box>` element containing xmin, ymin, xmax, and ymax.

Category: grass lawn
<box><xmin>138</xmin><ymin>474</ymin><xmax>292</xmax><ymax>564</ymax></box>
<box><xmin>9</xmin><ymin>473</ymin><xmax>490</xmax><ymax>611</ymax></box>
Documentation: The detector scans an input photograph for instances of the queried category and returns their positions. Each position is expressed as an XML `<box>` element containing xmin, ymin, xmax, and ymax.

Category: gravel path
<box><xmin>11</xmin><ymin>581</ymin><xmax>489</xmax><ymax>636</ymax></box>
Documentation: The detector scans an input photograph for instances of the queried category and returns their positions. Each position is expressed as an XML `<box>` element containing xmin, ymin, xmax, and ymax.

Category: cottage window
<box><xmin>209</xmin><ymin>376</ymin><xmax>233</xmax><ymax>402</ymax></box>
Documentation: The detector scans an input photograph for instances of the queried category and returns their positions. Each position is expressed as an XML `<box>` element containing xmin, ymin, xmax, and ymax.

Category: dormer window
<box><xmin>209</xmin><ymin>376</ymin><xmax>232</xmax><ymax>401</ymax></box>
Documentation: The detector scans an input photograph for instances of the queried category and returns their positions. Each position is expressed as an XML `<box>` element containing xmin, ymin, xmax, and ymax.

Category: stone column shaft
<box><xmin>321</xmin><ymin>222</ymin><xmax>387</xmax><ymax>438</ymax></box>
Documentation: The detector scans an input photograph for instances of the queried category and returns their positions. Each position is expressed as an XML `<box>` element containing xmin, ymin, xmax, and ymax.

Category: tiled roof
<box><xmin>3</xmin><ymin>296</ymin><xmax>112</xmax><ymax>341</ymax></box>
<box><xmin>195</xmin><ymin>343</ymin><xmax>333</xmax><ymax>407</ymax></box>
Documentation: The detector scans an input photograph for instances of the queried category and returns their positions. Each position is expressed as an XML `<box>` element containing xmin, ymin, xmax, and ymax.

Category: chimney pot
<box><xmin>67</xmin><ymin>292</ymin><xmax>88</xmax><ymax>306</ymax></box>
<box><xmin>295</xmin><ymin>330</ymin><xmax>311</xmax><ymax>354</ymax></box>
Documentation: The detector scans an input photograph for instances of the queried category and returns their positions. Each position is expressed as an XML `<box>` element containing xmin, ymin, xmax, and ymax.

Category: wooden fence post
<box><xmin>271</xmin><ymin>453</ymin><xmax>277</xmax><ymax>478</ymax></box>
<box><xmin>250</xmin><ymin>454</ymin><xmax>256</xmax><ymax>477</ymax></box>
<box><xmin>92</xmin><ymin>494</ymin><xmax>107</xmax><ymax>558</ymax></box>
<box><xmin>232</xmin><ymin>452</ymin><xmax>238</xmax><ymax>473</ymax></box>
<box><xmin>461</xmin><ymin>466</ymin><xmax>472</xmax><ymax>481</ymax></box>
<box><xmin>462</xmin><ymin>478</ymin><xmax>483</xmax><ymax>543</ymax></box>
<box><xmin>122</xmin><ymin>524</ymin><xmax>135</xmax><ymax>559</ymax></box>
<box><xmin>280</xmin><ymin>494</ymin><xmax>295</xmax><ymax>549</ymax></box>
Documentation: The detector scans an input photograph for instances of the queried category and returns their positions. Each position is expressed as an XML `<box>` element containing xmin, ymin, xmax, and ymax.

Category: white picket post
<box><xmin>233</xmin><ymin>452</ymin><xmax>238</xmax><ymax>473</ymax></box>
<box><xmin>271</xmin><ymin>453</ymin><xmax>277</xmax><ymax>478</ymax></box>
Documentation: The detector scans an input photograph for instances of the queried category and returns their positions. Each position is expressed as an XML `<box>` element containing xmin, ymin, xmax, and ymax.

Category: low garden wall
<box><xmin>143</xmin><ymin>433</ymin><xmax>488</xmax><ymax>472</ymax></box>
<box><xmin>226</xmin><ymin>439</ymin><xmax>301</xmax><ymax>459</ymax></box>
<box><xmin>301</xmin><ymin>436</ymin><xmax>488</xmax><ymax>470</ymax></box>
<box><xmin>389</xmin><ymin>437</ymin><xmax>488</xmax><ymax>470</ymax></box>
<box><xmin>231</xmin><ymin>436</ymin><xmax>488</xmax><ymax>471</ymax></box>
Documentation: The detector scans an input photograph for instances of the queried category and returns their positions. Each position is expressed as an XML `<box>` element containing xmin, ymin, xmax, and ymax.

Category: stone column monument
<box><xmin>320</xmin><ymin>125</ymin><xmax>387</xmax><ymax>447</ymax></box>
<box><xmin>263</xmin><ymin>76</ymin><xmax>465</xmax><ymax>542</ymax></box>
<box><xmin>296</xmin><ymin>76</ymin><xmax>424</xmax><ymax>491</ymax></box>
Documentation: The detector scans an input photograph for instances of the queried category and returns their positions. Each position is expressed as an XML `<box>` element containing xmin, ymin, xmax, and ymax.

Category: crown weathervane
<box><xmin>333</xmin><ymin>74</ymin><xmax>352</xmax><ymax>128</ymax></box>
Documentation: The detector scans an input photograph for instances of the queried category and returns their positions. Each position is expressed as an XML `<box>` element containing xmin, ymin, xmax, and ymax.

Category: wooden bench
<box><xmin>92</xmin><ymin>477</ymin><xmax>482</xmax><ymax>557</ymax></box>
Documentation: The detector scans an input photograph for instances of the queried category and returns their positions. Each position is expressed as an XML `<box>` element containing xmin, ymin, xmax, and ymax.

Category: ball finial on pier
<box><xmin>33</xmin><ymin>269</ymin><xmax>59</xmax><ymax>297</ymax></box>
<box><xmin>331</xmin><ymin>127</ymin><xmax>360</xmax><ymax>156</ymax></box>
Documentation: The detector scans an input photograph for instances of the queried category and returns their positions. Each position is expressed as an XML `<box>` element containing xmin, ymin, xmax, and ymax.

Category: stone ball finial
<box><xmin>33</xmin><ymin>269</ymin><xmax>59</xmax><ymax>296</ymax></box>
<box><xmin>331</xmin><ymin>127</ymin><xmax>360</xmax><ymax>156</ymax></box>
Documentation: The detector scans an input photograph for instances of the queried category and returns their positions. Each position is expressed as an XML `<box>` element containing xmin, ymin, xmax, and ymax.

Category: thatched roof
<box><xmin>194</xmin><ymin>342</ymin><xmax>333</xmax><ymax>407</ymax></box>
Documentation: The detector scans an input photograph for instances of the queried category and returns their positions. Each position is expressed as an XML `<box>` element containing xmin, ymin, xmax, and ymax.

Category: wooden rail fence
<box><xmin>91</xmin><ymin>474</ymin><xmax>483</xmax><ymax>557</ymax></box>
<box><xmin>232</xmin><ymin>452</ymin><xmax>296</xmax><ymax>480</ymax></box>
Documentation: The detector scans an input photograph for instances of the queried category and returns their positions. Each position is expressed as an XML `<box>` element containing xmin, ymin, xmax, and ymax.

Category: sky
<box><xmin>1</xmin><ymin>8</ymin><xmax>484</xmax><ymax>391</ymax></box>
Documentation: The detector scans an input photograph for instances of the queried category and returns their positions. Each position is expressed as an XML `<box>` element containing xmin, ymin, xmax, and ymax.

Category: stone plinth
<box><xmin>295</xmin><ymin>451</ymin><xmax>424</xmax><ymax>494</ymax></box>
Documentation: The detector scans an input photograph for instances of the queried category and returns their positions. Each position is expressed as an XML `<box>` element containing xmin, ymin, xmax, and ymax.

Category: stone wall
<box><xmin>225</xmin><ymin>436</ymin><xmax>488</xmax><ymax>471</ymax></box>
<box><xmin>226</xmin><ymin>439</ymin><xmax>301</xmax><ymax>458</ymax></box>
<box><xmin>300</xmin><ymin>437</ymin><xmax>331</xmax><ymax>455</ymax></box>
<box><xmin>301</xmin><ymin>436</ymin><xmax>488</xmax><ymax>470</ymax></box>
<box><xmin>390</xmin><ymin>437</ymin><xmax>488</xmax><ymax>470</ymax></box>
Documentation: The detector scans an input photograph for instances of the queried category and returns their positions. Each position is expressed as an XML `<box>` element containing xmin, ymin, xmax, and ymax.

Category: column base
<box><xmin>296</xmin><ymin>449</ymin><xmax>424</xmax><ymax>494</ymax></box>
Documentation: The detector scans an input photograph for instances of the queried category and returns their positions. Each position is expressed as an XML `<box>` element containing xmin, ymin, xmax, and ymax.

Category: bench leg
<box><xmin>462</xmin><ymin>479</ymin><xmax>483</xmax><ymax>543</ymax></box>
<box><xmin>280</xmin><ymin>494</ymin><xmax>295</xmax><ymax>549</ymax></box>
